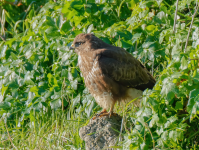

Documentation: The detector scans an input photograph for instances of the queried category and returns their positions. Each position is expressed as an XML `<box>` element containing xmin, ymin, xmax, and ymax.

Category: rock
<box><xmin>79</xmin><ymin>115</ymin><xmax>122</xmax><ymax>150</ymax></box>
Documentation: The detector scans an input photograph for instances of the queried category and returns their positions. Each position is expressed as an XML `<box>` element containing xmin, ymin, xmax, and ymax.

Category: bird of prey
<box><xmin>70</xmin><ymin>33</ymin><xmax>156</xmax><ymax>117</ymax></box>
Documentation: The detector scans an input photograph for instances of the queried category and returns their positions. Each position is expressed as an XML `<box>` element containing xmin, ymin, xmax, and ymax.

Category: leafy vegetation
<box><xmin>0</xmin><ymin>0</ymin><xmax>199</xmax><ymax>149</ymax></box>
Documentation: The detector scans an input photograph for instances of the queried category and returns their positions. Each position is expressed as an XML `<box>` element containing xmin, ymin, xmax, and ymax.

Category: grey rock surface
<box><xmin>79</xmin><ymin>115</ymin><xmax>122</xmax><ymax>150</ymax></box>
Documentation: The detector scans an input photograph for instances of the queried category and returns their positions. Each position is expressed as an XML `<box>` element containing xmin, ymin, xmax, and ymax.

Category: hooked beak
<box><xmin>70</xmin><ymin>43</ymin><xmax>75</xmax><ymax>50</ymax></box>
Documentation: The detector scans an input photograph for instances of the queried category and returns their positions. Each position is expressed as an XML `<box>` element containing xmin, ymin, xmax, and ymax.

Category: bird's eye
<box><xmin>75</xmin><ymin>42</ymin><xmax>84</xmax><ymax>47</ymax></box>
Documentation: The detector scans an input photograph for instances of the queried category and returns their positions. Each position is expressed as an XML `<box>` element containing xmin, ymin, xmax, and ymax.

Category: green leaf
<box><xmin>61</xmin><ymin>3</ymin><xmax>70</xmax><ymax>14</ymax></box>
<box><xmin>71</xmin><ymin>1</ymin><xmax>84</xmax><ymax>10</ymax></box>
<box><xmin>47</xmin><ymin>73</ymin><xmax>53</xmax><ymax>85</ymax></box>
<box><xmin>0</xmin><ymin>102</ymin><xmax>11</xmax><ymax>109</ymax></box>
<box><xmin>84</xmin><ymin>100</ymin><xmax>94</xmax><ymax>118</ymax></box>
<box><xmin>60</xmin><ymin>20</ymin><xmax>72</xmax><ymax>34</ymax></box>
<box><xmin>1</xmin><ymin>45</ymin><xmax>7</xmax><ymax>58</ymax></box>
<box><xmin>191</xmin><ymin>100</ymin><xmax>199</xmax><ymax>116</ymax></box>
<box><xmin>5</xmin><ymin>38</ymin><xmax>16</xmax><ymax>47</ymax></box>
<box><xmin>189</xmin><ymin>89</ymin><xmax>199</xmax><ymax>101</ymax></box>
<box><xmin>180</xmin><ymin>56</ymin><xmax>188</xmax><ymax>70</ymax></box>
<box><xmin>25</xmin><ymin>79</ymin><xmax>35</xmax><ymax>85</ymax></box>
<box><xmin>164</xmin><ymin>116</ymin><xmax>178</xmax><ymax>128</ymax></box>
<box><xmin>61</xmin><ymin>69</ymin><xmax>68</xmax><ymax>77</ymax></box>
<box><xmin>161</xmin><ymin>78</ymin><xmax>176</xmax><ymax>101</ymax></box>
<box><xmin>72</xmin><ymin>94</ymin><xmax>80</xmax><ymax>109</ymax></box>
<box><xmin>87</xmin><ymin>24</ymin><xmax>93</xmax><ymax>33</ymax></box>
<box><xmin>146</xmin><ymin>25</ymin><xmax>156</xmax><ymax>32</ymax></box>
<box><xmin>169</xmin><ymin>130</ymin><xmax>177</xmax><ymax>142</ymax></box>
<box><xmin>44</xmin><ymin>32</ymin><xmax>49</xmax><ymax>43</ymax></box>
<box><xmin>142</xmin><ymin>42</ymin><xmax>155</xmax><ymax>49</ymax></box>
<box><xmin>50</xmin><ymin>99</ymin><xmax>61</xmax><ymax>109</ymax></box>
<box><xmin>10</xmin><ymin>52</ymin><xmax>17</xmax><ymax>60</ymax></box>
<box><xmin>149</xmin><ymin>113</ymin><xmax>159</xmax><ymax>127</ymax></box>
<box><xmin>171</xmin><ymin>44</ymin><xmax>181</xmax><ymax>56</ymax></box>
<box><xmin>30</xmin><ymin>86</ymin><xmax>39</xmax><ymax>96</ymax></box>
<box><xmin>175</xmin><ymin>101</ymin><xmax>183</xmax><ymax>110</ymax></box>
<box><xmin>33</xmin><ymin>102</ymin><xmax>42</xmax><ymax>111</ymax></box>
<box><xmin>193</xmin><ymin>69</ymin><xmax>199</xmax><ymax>83</ymax></box>
<box><xmin>28</xmin><ymin>9</ymin><xmax>34</xmax><ymax>20</ymax></box>
<box><xmin>45</xmin><ymin>26</ymin><xmax>59</xmax><ymax>36</ymax></box>
<box><xmin>1</xmin><ymin>84</ymin><xmax>8</xmax><ymax>96</ymax></box>
<box><xmin>187</xmin><ymin>89</ymin><xmax>199</xmax><ymax>114</ymax></box>
<box><xmin>140</xmin><ymin>142</ymin><xmax>148</xmax><ymax>150</ymax></box>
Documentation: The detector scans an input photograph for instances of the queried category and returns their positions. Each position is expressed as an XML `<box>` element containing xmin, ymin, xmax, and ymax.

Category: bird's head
<box><xmin>70</xmin><ymin>33</ymin><xmax>109</xmax><ymax>53</ymax></box>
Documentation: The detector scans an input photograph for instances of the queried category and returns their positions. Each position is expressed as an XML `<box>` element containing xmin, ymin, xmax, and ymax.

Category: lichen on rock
<box><xmin>79</xmin><ymin>115</ymin><xmax>122</xmax><ymax>150</ymax></box>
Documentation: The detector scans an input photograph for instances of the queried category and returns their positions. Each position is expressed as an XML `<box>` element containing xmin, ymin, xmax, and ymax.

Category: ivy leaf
<box><xmin>180</xmin><ymin>56</ymin><xmax>188</xmax><ymax>70</ymax></box>
<box><xmin>72</xmin><ymin>94</ymin><xmax>80</xmax><ymax>109</ymax></box>
<box><xmin>1</xmin><ymin>84</ymin><xmax>8</xmax><ymax>96</ymax></box>
<box><xmin>149</xmin><ymin>113</ymin><xmax>159</xmax><ymax>127</ymax></box>
<box><xmin>140</xmin><ymin>142</ymin><xmax>148</xmax><ymax>150</ymax></box>
<box><xmin>87</xmin><ymin>24</ymin><xmax>93</xmax><ymax>33</ymax></box>
<box><xmin>175</xmin><ymin>101</ymin><xmax>183</xmax><ymax>110</ymax></box>
<box><xmin>192</xmin><ymin>69</ymin><xmax>199</xmax><ymax>83</ymax></box>
<box><xmin>1</xmin><ymin>45</ymin><xmax>7</xmax><ymax>58</ymax></box>
<box><xmin>85</xmin><ymin>100</ymin><xmax>95</xmax><ymax>118</ymax></box>
<box><xmin>60</xmin><ymin>20</ymin><xmax>72</xmax><ymax>34</ymax></box>
<box><xmin>33</xmin><ymin>102</ymin><xmax>42</xmax><ymax>111</ymax></box>
<box><xmin>187</xmin><ymin>89</ymin><xmax>199</xmax><ymax>116</ymax></box>
<box><xmin>169</xmin><ymin>130</ymin><xmax>178</xmax><ymax>142</ymax></box>
<box><xmin>10</xmin><ymin>52</ymin><xmax>18</xmax><ymax>60</ymax></box>
<box><xmin>44</xmin><ymin>32</ymin><xmax>49</xmax><ymax>43</ymax></box>
<box><xmin>146</xmin><ymin>25</ymin><xmax>156</xmax><ymax>33</ymax></box>
<box><xmin>0</xmin><ymin>102</ymin><xmax>11</xmax><ymax>109</ymax></box>
<box><xmin>161</xmin><ymin>78</ymin><xmax>176</xmax><ymax>101</ymax></box>
<box><xmin>50</xmin><ymin>99</ymin><xmax>61</xmax><ymax>109</ymax></box>
<box><xmin>71</xmin><ymin>79</ymin><xmax>78</xmax><ymax>90</ymax></box>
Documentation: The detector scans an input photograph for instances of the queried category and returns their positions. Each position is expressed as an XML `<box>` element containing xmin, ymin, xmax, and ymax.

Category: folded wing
<box><xmin>97</xmin><ymin>47</ymin><xmax>156</xmax><ymax>91</ymax></box>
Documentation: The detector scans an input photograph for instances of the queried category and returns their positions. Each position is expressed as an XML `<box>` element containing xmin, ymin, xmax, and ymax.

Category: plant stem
<box><xmin>4</xmin><ymin>120</ymin><xmax>15</xmax><ymax>149</ymax></box>
<box><xmin>145</xmin><ymin>123</ymin><xmax>155</xmax><ymax>149</ymax></box>
<box><xmin>0</xmin><ymin>35</ymin><xmax>6</xmax><ymax>41</ymax></box>
<box><xmin>118</xmin><ymin>0</ymin><xmax>125</xmax><ymax>18</ymax></box>
<box><xmin>184</xmin><ymin>3</ymin><xmax>198</xmax><ymax>53</ymax></box>
<box><xmin>173</xmin><ymin>0</ymin><xmax>179</xmax><ymax>34</ymax></box>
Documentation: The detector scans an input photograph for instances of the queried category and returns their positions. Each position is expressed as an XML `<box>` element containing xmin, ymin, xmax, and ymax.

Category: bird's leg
<box><xmin>92</xmin><ymin>101</ymin><xmax>118</xmax><ymax>119</ymax></box>
<box><xmin>108</xmin><ymin>100</ymin><xmax>116</xmax><ymax>118</ymax></box>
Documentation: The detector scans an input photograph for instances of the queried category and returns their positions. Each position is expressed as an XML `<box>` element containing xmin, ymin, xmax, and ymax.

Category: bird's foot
<box><xmin>92</xmin><ymin>110</ymin><xmax>118</xmax><ymax>120</ymax></box>
<box><xmin>96</xmin><ymin>109</ymin><xmax>108</xmax><ymax>116</ymax></box>
<box><xmin>92</xmin><ymin>109</ymin><xmax>107</xmax><ymax>120</ymax></box>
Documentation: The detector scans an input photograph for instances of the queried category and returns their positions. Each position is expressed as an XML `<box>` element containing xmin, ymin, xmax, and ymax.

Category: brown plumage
<box><xmin>70</xmin><ymin>33</ymin><xmax>156</xmax><ymax>116</ymax></box>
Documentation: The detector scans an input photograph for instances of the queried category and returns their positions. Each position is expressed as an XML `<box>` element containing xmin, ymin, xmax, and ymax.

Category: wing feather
<box><xmin>95</xmin><ymin>47</ymin><xmax>156</xmax><ymax>90</ymax></box>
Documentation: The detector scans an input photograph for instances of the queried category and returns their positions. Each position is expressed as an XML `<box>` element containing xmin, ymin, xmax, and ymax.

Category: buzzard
<box><xmin>70</xmin><ymin>33</ymin><xmax>156</xmax><ymax>117</ymax></box>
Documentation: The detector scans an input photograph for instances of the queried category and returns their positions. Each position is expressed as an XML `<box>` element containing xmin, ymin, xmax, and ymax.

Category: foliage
<box><xmin>0</xmin><ymin>0</ymin><xmax>49</xmax><ymax>39</ymax></box>
<box><xmin>0</xmin><ymin>0</ymin><xmax>199</xmax><ymax>149</ymax></box>
<box><xmin>0</xmin><ymin>111</ymin><xmax>84</xmax><ymax>149</ymax></box>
